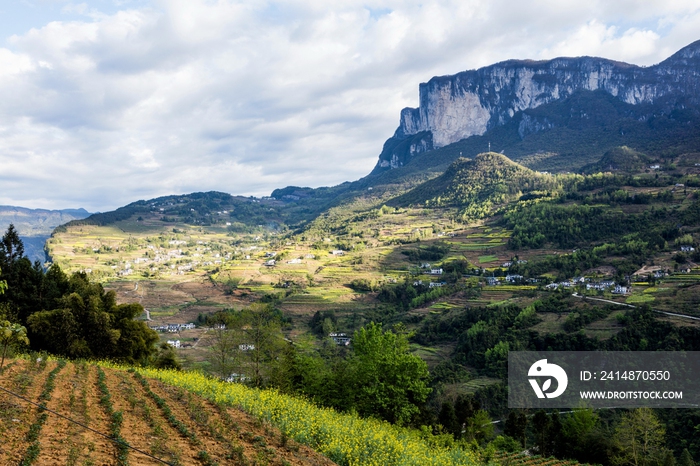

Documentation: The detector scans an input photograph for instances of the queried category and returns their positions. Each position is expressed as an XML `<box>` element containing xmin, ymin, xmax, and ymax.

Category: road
<box><xmin>571</xmin><ymin>293</ymin><xmax>700</xmax><ymax>322</ymax></box>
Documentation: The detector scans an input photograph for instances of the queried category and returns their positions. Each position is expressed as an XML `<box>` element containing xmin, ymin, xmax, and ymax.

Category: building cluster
<box><xmin>543</xmin><ymin>277</ymin><xmax>630</xmax><ymax>294</ymax></box>
<box><xmin>485</xmin><ymin>274</ymin><xmax>532</xmax><ymax>285</ymax></box>
<box><xmin>150</xmin><ymin>323</ymin><xmax>197</xmax><ymax>333</ymax></box>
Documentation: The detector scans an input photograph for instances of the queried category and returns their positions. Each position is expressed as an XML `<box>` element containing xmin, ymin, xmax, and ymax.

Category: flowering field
<box><xmin>134</xmin><ymin>366</ymin><xmax>481</xmax><ymax>466</ymax></box>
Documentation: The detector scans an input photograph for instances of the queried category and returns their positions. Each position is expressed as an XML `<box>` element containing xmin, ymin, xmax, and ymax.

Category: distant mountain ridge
<box><xmin>376</xmin><ymin>40</ymin><xmax>700</xmax><ymax>171</ymax></box>
<box><xmin>0</xmin><ymin>205</ymin><xmax>91</xmax><ymax>264</ymax></box>
<box><xmin>0</xmin><ymin>205</ymin><xmax>91</xmax><ymax>237</ymax></box>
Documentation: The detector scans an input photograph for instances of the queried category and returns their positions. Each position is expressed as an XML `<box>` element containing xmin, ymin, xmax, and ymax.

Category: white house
<box><xmin>166</xmin><ymin>340</ymin><xmax>181</xmax><ymax>348</ymax></box>
<box><xmin>505</xmin><ymin>274</ymin><xmax>523</xmax><ymax>283</ymax></box>
<box><xmin>329</xmin><ymin>333</ymin><xmax>351</xmax><ymax>346</ymax></box>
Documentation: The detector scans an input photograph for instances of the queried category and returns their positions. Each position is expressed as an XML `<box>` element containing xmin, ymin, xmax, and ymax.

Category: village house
<box><xmin>264</xmin><ymin>259</ymin><xmax>276</xmax><ymax>266</ymax></box>
<box><xmin>166</xmin><ymin>340</ymin><xmax>181</xmax><ymax>348</ymax></box>
<box><xmin>331</xmin><ymin>250</ymin><xmax>345</xmax><ymax>256</ymax></box>
<box><xmin>329</xmin><ymin>333</ymin><xmax>351</xmax><ymax>346</ymax></box>
<box><xmin>239</xmin><ymin>344</ymin><xmax>255</xmax><ymax>351</ymax></box>
<box><xmin>681</xmin><ymin>245</ymin><xmax>695</xmax><ymax>252</ymax></box>
<box><xmin>226</xmin><ymin>373</ymin><xmax>249</xmax><ymax>383</ymax></box>
<box><xmin>429</xmin><ymin>282</ymin><xmax>446</xmax><ymax>288</ymax></box>
<box><xmin>505</xmin><ymin>274</ymin><xmax>523</xmax><ymax>283</ymax></box>
<box><xmin>429</xmin><ymin>268</ymin><xmax>443</xmax><ymax>275</ymax></box>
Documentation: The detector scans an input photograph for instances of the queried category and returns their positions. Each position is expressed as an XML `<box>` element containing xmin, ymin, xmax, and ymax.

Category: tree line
<box><xmin>0</xmin><ymin>224</ymin><xmax>161</xmax><ymax>365</ymax></box>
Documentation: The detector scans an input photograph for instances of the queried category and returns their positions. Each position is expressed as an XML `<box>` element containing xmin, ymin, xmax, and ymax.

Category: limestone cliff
<box><xmin>376</xmin><ymin>40</ymin><xmax>700</xmax><ymax>170</ymax></box>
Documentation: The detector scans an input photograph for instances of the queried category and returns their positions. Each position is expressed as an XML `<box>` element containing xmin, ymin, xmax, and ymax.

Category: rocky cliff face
<box><xmin>377</xmin><ymin>40</ymin><xmax>700</xmax><ymax>169</ymax></box>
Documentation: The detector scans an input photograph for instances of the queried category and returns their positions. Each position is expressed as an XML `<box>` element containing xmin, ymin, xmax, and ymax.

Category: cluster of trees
<box><xmin>499</xmin><ymin>407</ymin><xmax>697</xmax><ymax>466</ymax></box>
<box><xmin>0</xmin><ymin>225</ymin><xmax>159</xmax><ymax>364</ymax></box>
<box><xmin>414</xmin><ymin>296</ymin><xmax>700</xmax><ymax>462</ymax></box>
<box><xmin>207</xmin><ymin>306</ymin><xmax>431</xmax><ymax>426</ymax></box>
<box><xmin>376</xmin><ymin>280</ymin><xmax>458</xmax><ymax>311</ymax></box>
<box><xmin>505</xmin><ymin>202</ymin><xmax>679</xmax><ymax>250</ymax></box>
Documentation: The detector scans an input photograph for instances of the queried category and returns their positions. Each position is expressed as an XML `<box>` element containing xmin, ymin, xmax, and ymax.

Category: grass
<box><xmin>626</xmin><ymin>294</ymin><xmax>656</xmax><ymax>304</ymax></box>
<box><xmin>478</xmin><ymin>255</ymin><xmax>499</xmax><ymax>264</ymax></box>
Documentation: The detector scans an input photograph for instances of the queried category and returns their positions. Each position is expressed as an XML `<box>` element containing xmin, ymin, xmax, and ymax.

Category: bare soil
<box><xmin>0</xmin><ymin>359</ymin><xmax>336</xmax><ymax>466</ymax></box>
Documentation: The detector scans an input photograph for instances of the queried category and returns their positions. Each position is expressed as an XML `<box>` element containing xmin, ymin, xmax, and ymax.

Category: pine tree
<box><xmin>0</xmin><ymin>224</ymin><xmax>24</xmax><ymax>269</ymax></box>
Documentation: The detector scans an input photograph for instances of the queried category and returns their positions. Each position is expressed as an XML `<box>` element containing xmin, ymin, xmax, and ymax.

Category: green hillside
<box><xmin>5</xmin><ymin>145</ymin><xmax>700</xmax><ymax>466</ymax></box>
<box><xmin>390</xmin><ymin>152</ymin><xmax>561</xmax><ymax>220</ymax></box>
<box><xmin>581</xmin><ymin>146</ymin><xmax>652</xmax><ymax>173</ymax></box>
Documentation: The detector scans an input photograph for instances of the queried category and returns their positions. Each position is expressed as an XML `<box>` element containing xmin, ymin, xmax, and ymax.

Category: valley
<box><xmin>3</xmin><ymin>40</ymin><xmax>700</xmax><ymax>466</ymax></box>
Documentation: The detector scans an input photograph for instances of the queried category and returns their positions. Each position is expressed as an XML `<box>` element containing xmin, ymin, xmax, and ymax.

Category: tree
<box><xmin>504</xmin><ymin>411</ymin><xmax>528</xmax><ymax>448</ymax></box>
<box><xmin>438</xmin><ymin>401</ymin><xmax>461</xmax><ymax>438</ymax></box>
<box><xmin>209</xmin><ymin>326</ymin><xmax>242</xmax><ymax>379</ymax></box>
<box><xmin>533</xmin><ymin>410</ymin><xmax>552</xmax><ymax>455</ymax></box>
<box><xmin>613</xmin><ymin>407</ymin><xmax>666</xmax><ymax>466</ymax></box>
<box><xmin>679</xmin><ymin>449</ymin><xmax>695</xmax><ymax>466</ymax></box>
<box><xmin>347</xmin><ymin>322</ymin><xmax>431</xmax><ymax>425</ymax></box>
<box><xmin>27</xmin><ymin>272</ymin><xmax>158</xmax><ymax>363</ymax></box>
<box><xmin>239</xmin><ymin>303</ymin><xmax>286</xmax><ymax>387</ymax></box>
<box><xmin>464</xmin><ymin>410</ymin><xmax>494</xmax><ymax>444</ymax></box>
<box><xmin>0</xmin><ymin>320</ymin><xmax>28</xmax><ymax>370</ymax></box>
<box><xmin>0</xmin><ymin>224</ymin><xmax>24</xmax><ymax>269</ymax></box>
<box><xmin>152</xmin><ymin>342</ymin><xmax>181</xmax><ymax>370</ymax></box>
<box><xmin>562</xmin><ymin>406</ymin><xmax>599</xmax><ymax>458</ymax></box>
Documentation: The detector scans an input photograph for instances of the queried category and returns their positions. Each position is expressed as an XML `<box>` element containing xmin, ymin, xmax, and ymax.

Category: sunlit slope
<box><xmin>0</xmin><ymin>358</ymin><xmax>485</xmax><ymax>466</ymax></box>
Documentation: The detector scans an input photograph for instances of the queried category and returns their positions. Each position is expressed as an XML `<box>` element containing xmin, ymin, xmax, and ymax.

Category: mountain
<box><xmin>375</xmin><ymin>40</ymin><xmax>700</xmax><ymax>173</ymax></box>
<box><xmin>0</xmin><ymin>205</ymin><xmax>91</xmax><ymax>264</ymax></box>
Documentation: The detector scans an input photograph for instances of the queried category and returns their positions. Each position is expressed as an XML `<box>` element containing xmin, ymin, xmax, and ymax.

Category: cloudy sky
<box><xmin>1</xmin><ymin>0</ymin><xmax>699</xmax><ymax>212</ymax></box>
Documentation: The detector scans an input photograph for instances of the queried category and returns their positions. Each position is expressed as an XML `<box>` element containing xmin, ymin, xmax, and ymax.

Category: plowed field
<box><xmin>0</xmin><ymin>359</ymin><xmax>336</xmax><ymax>466</ymax></box>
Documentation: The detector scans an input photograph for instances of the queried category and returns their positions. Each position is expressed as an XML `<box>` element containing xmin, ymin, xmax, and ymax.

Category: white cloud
<box><xmin>0</xmin><ymin>0</ymin><xmax>698</xmax><ymax>211</ymax></box>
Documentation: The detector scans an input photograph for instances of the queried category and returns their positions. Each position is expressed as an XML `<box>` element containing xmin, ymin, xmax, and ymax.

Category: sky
<box><xmin>0</xmin><ymin>0</ymin><xmax>699</xmax><ymax>212</ymax></box>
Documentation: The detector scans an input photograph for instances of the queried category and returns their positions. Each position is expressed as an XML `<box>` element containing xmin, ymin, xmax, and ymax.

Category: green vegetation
<box><xmin>7</xmin><ymin>138</ymin><xmax>700</xmax><ymax>464</ymax></box>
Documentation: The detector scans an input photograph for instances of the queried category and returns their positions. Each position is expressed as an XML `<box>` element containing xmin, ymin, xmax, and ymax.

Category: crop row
<box><xmin>125</xmin><ymin>365</ymin><xmax>480</xmax><ymax>466</ymax></box>
<box><xmin>96</xmin><ymin>367</ymin><xmax>130</xmax><ymax>466</ymax></box>
<box><xmin>130</xmin><ymin>370</ymin><xmax>218</xmax><ymax>465</ymax></box>
<box><xmin>20</xmin><ymin>360</ymin><xmax>67</xmax><ymax>466</ymax></box>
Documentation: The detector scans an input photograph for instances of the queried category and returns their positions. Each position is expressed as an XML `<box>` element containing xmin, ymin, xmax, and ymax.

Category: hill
<box><xmin>581</xmin><ymin>146</ymin><xmax>651</xmax><ymax>173</ymax></box>
<box><xmin>389</xmin><ymin>152</ymin><xmax>559</xmax><ymax>219</ymax></box>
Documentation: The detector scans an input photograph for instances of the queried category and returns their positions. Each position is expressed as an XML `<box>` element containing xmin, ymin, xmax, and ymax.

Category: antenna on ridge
<box><xmin>488</xmin><ymin>141</ymin><xmax>491</xmax><ymax>152</ymax></box>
